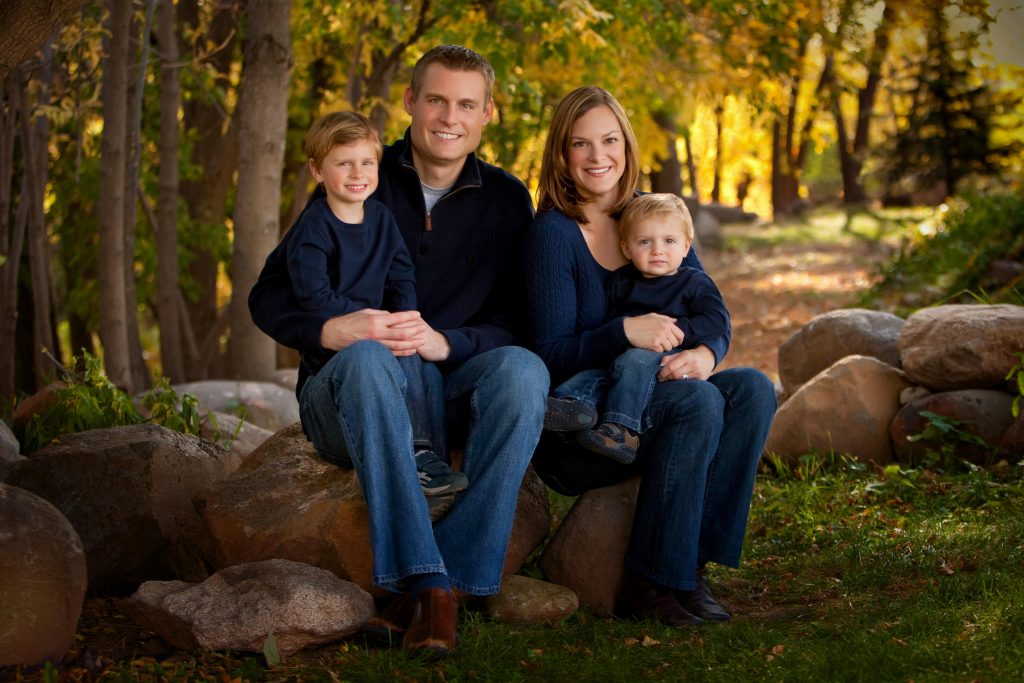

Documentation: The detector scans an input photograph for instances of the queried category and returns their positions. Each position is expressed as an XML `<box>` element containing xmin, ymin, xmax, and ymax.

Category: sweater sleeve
<box><xmin>678</xmin><ymin>247</ymin><xmax>730</xmax><ymax>364</ymax></box>
<box><xmin>525</xmin><ymin>211</ymin><xmax>629</xmax><ymax>380</ymax></box>
<box><xmin>674</xmin><ymin>270</ymin><xmax>732</xmax><ymax>362</ymax></box>
<box><xmin>381</xmin><ymin>212</ymin><xmax>417</xmax><ymax>312</ymax></box>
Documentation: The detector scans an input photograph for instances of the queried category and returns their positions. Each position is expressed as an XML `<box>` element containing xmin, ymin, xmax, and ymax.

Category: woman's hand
<box><xmin>658</xmin><ymin>345</ymin><xmax>716</xmax><ymax>381</ymax></box>
<box><xmin>623</xmin><ymin>313</ymin><xmax>685</xmax><ymax>352</ymax></box>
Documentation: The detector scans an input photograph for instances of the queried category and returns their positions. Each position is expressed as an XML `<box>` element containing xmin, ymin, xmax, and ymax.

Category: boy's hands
<box><xmin>319</xmin><ymin>309</ymin><xmax>450</xmax><ymax>361</ymax></box>
<box><xmin>623</xmin><ymin>313</ymin><xmax>685</xmax><ymax>352</ymax></box>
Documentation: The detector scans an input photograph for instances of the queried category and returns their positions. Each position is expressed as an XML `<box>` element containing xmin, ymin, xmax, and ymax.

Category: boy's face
<box><xmin>403</xmin><ymin>63</ymin><xmax>493</xmax><ymax>171</ymax></box>
<box><xmin>309</xmin><ymin>138</ymin><xmax>379</xmax><ymax>209</ymax></box>
<box><xmin>620</xmin><ymin>216</ymin><xmax>692</xmax><ymax>278</ymax></box>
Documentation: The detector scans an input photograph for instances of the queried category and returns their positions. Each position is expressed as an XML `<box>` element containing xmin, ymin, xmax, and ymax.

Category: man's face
<box><xmin>403</xmin><ymin>64</ymin><xmax>493</xmax><ymax>173</ymax></box>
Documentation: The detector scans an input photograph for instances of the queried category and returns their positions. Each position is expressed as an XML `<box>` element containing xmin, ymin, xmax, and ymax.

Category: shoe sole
<box><xmin>544</xmin><ymin>397</ymin><xmax>598</xmax><ymax>432</ymax></box>
<box><xmin>574</xmin><ymin>432</ymin><xmax>637</xmax><ymax>465</ymax></box>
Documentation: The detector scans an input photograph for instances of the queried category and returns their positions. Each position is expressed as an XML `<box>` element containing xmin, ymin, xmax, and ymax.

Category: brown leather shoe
<box><xmin>617</xmin><ymin>574</ymin><xmax>704</xmax><ymax>627</ymax></box>
<box><xmin>676</xmin><ymin>565</ymin><xmax>732</xmax><ymax>622</ymax></box>
<box><xmin>363</xmin><ymin>592</ymin><xmax>415</xmax><ymax>644</ymax></box>
<box><xmin>403</xmin><ymin>588</ymin><xmax>458</xmax><ymax>658</ymax></box>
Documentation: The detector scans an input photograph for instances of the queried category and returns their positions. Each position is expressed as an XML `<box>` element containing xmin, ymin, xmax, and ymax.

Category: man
<box><xmin>249</xmin><ymin>45</ymin><xmax>547</xmax><ymax>658</ymax></box>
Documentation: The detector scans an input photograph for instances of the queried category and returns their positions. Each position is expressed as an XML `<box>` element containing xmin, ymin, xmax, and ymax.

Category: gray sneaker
<box><xmin>415</xmin><ymin>450</ymin><xmax>469</xmax><ymax>496</ymax></box>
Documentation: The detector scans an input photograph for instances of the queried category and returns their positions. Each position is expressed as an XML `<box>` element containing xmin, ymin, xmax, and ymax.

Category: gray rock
<box><xmin>0</xmin><ymin>419</ymin><xmax>22</xmax><ymax>465</ymax></box>
<box><xmin>766</xmin><ymin>355</ymin><xmax>913</xmax><ymax>466</ymax></box>
<box><xmin>898</xmin><ymin>304</ymin><xmax>1024</xmax><ymax>390</ymax></box>
<box><xmin>271</xmin><ymin>368</ymin><xmax>298</xmax><ymax>391</ymax></box>
<box><xmin>694</xmin><ymin>209</ymin><xmax>723</xmax><ymax>250</ymax></box>
<box><xmin>1000</xmin><ymin>414</ymin><xmax>1024</xmax><ymax>456</ymax></box>
<box><xmin>540</xmin><ymin>477</ymin><xmax>640</xmax><ymax>615</ymax></box>
<box><xmin>900</xmin><ymin>386</ymin><xmax>932</xmax><ymax>406</ymax></box>
<box><xmin>486</xmin><ymin>574</ymin><xmax>579</xmax><ymax>625</ymax></box>
<box><xmin>200</xmin><ymin>411</ymin><xmax>273</xmax><ymax>460</ymax></box>
<box><xmin>0</xmin><ymin>483</ymin><xmax>87</xmax><ymax>666</ymax></box>
<box><xmin>891</xmin><ymin>390</ymin><xmax>1016</xmax><ymax>464</ymax></box>
<box><xmin>173</xmin><ymin>380</ymin><xmax>299</xmax><ymax>431</ymax></box>
<box><xmin>118</xmin><ymin>559</ymin><xmax>373</xmax><ymax>656</ymax></box>
<box><xmin>5</xmin><ymin>423</ymin><xmax>241</xmax><ymax>594</ymax></box>
<box><xmin>778</xmin><ymin>308</ymin><xmax>905</xmax><ymax>394</ymax></box>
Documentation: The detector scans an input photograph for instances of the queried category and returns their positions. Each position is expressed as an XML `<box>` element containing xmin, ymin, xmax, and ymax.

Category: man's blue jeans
<box><xmin>298</xmin><ymin>341</ymin><xmax>548</xmax><ymax>595</ymax></box>
<box><xmin>551</xmin><ymin>348</ymin><xmax>665</xmax><ymax>433</ymax></box>
<box><xmin>397</xmin><ymin>354</ymin><xmax>445</xmax><ymax>454</ymax></box>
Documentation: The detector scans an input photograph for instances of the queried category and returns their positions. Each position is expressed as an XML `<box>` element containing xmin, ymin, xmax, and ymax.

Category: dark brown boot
<box><xmin>617</xmin><ymin>573</ymin><xmax>704</xmax><ymax>627</ymax></box>
<box><xmin>676</xmin><ymin>564</ymin><xmax>732</xmax><ymax>622</ymax></box>
<box><xmin>403</xmin><ymin>588</ymin><xmax>458</xmax><ymax>658</ymax></box>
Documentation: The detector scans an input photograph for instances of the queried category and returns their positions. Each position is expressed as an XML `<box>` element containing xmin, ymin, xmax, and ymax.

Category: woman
<box><xmin>526</xmin><ymin>86</ymin><xmax>776</xmax><ymax>626</ymax></box>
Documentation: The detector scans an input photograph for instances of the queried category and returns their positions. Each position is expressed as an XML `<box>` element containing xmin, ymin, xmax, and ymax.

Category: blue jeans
<box><xmin>398</xmin><ymin>354</ymin><xmax>445</xmax><ymax>454</ymax></box>
<box><xmin>298</xmin><ymin>341</ymin><xmax>548</xmax><ymax>595</ymax></box>
<box><xmin>552</xmin><ymin>348</ymin><xmax>665</xmax><ymax>433</ymax></box>
<box><xmin>533</xmin><ymin>367</ymin><xmax>776</xmax><ymax>590</ymax></box>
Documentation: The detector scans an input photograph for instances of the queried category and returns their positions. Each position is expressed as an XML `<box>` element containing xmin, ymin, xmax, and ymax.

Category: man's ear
<box><xmin>482</xmin><ymin>97</ymin><xmax>494</xmax><ymax>125</ymax></box>
<box><xmin>403</xmin><ymin>87</ymin><xmax>416</xmax><ymax>115</ymax></box>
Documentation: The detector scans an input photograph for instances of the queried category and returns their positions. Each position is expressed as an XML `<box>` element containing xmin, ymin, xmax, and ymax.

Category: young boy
<box><xmin>260</xmin><ymin>111</ymin><xmax>467</xmax><ymax>496</ymax></box>
<box><xmin>547</xmin><ymin>193</ymin><xmax>731</xmax><ymax>464</ymax></box>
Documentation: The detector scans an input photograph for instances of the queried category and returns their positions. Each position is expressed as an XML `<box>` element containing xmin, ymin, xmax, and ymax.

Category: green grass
<box><xmin>721</xmin><ymin>205</ymin><xmax>930</xmax><ymax>251</ymax></box>
<box><xmin>66</xmin><ymin>457</ymin><xmax>1024</xmax><ymax>682</ymax></box>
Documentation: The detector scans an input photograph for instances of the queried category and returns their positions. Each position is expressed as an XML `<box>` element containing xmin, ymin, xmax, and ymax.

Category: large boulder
<box><xmin>539</xmin><ymin>477</ymin><xmax>640</xmax><ymax>615</ymax></box>
<box><xmin>891</xmin><ymin>390</ymin><xmax>1016</xmax><ymax>464</ymax></box>
<box><xmin>118</xmin><ymin>559</ymin><xmax>373</xmax><ymax>656</ymax></box>
<box><xmin>765</xmin><ymin>355</ymin><xmax>913</xmax><ymax>466</ymax></box>
<box><xmin>1001</xmin><ymin>414</ymin><xmax>1024</xmax><ymax>456</ymax></box>
<box><xmin>0</xmin><ymin>483</ymin><xmax>87</xmax><ymax>666</ymax></box>
<box><xmin>778</xmin><ymin>309</ymin><xmax>905</xmax><ymax>394</ymax></box>
<box><xmin>195</xmin><ymin>424</ymin><xmax>550</xmax><ymax>596</ymax></box>
<box><xmin>898</xmin><ymin>304</ymin><xmax>1024</xmax><ymax>391</ymax></box>
<box><xmin>172</xmin><ymin>380</ymin><xmax>299</xmax><ymax>432</ymax></box>
<box><xmin>4</xmin><ymin>423</ymin><xmax>241</xmax><ymax>594</ymax></box>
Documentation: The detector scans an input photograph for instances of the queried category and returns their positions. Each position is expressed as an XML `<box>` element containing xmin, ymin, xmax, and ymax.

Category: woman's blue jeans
<box><xmin>533</xmin><ymin>367</ymin><xmax>776</xmax><ymax>591</ymax></box>
<box><xmin>298</xmin><ymin>341</ymin><xmax>548</xmax><ymax>595</ymax></box>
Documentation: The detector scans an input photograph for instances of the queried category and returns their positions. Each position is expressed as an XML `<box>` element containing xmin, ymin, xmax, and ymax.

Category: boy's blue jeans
<box><xmin>552</xmin><ymin>348</ymin><xmax>666</xmax><ymax>433</ymax></box>
<box><xmin>298</xmin><ymin>340</ymin><xmax>548</xmax><ymax>595</ymax></box>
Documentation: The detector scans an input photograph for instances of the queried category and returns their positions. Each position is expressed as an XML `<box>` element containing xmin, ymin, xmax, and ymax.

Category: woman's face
<box><xmin>567</xmin><ymin>105</ymin><xmax>626</xmax><ymax>206</ymax></box>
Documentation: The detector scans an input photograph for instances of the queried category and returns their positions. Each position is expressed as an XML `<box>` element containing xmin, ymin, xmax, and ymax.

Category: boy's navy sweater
<box><xmin>249</xmin><ymin>131</ymin><xmax>535</xmax><ymax>395</ymax></box>
<box><xmin>607</xmin><ymin>263</ymin><xmax>731</xmax><ymax>353</ymax></box>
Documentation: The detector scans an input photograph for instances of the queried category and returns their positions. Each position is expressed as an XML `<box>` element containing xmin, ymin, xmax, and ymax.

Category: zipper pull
<box><xmin>425</xmin><ymin>214</ymin><xmax>433</xmax><ymax>232</ymax></box>
<box><xmin>420</xmin><ymin>213</ymin><xmax>431</xmax><ymax>254</ymax></box>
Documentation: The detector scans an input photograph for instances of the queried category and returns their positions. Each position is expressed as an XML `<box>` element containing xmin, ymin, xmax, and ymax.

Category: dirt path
<box><xmin>702</xmin><ymin>227</ymin><xmax>884</xmax><ymax>383</ymax></box>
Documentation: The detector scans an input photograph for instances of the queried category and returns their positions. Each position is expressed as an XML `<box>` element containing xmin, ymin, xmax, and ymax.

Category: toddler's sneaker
<box><xmin>544</xmin><ymin>397</ymin><xmax>598</xmax><ymax>432</ymax></box>
<box><xmin>415</xmin><ymin>450</ymin><xmax>469</xmax><ymax>496</ymax></box>
<box><xmin>575</xmin><ymin>422</ymin><xmax>639</xmax><ymax>464</ymax></box>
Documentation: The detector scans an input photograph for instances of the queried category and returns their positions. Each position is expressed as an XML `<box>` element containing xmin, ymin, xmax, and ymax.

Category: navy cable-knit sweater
<box><xmin>524</xmin><ymin>208</ymin><xmax>730</xmax><ymax>386</ymax></box>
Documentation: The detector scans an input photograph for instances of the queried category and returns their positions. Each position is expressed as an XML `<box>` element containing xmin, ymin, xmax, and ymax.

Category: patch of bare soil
<box><xmin>703</xmin><ymin>235</ymin><xmax>884</xmax><ymax>383</ymax></box>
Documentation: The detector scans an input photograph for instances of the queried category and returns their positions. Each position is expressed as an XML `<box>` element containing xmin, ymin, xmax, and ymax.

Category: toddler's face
<box><xmin>620</xmin><ymin>216</ymin><xmax>691</xmax><ymax>278</ymax></box>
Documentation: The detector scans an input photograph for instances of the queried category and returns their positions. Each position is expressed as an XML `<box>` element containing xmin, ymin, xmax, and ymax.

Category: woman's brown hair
<box><xmin>536</xmin><ymin>86</ymin><xmax>640</xmax><ymax>223</ymax></box>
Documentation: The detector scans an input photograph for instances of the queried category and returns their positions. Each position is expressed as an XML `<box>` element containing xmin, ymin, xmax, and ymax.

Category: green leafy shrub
<box><xmin>860</xmin><ymin>190</ymin><xmax>1024</xmax><ymax>314</ymax></box>
<box><xmin>22</xmin><ymin>351</ymin><xmax>201</xmax><ymax>454</ymax></box>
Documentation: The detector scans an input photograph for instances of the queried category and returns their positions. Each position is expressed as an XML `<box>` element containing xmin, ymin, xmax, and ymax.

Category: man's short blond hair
<box><xmin>619</xmin><ymin>194</ymin><xmax>694</xmax><ymax>243</ymax></box>
<box><xmin>410</xmin><ymin>44</ymin><xmax>495</xmax><ymax>103</ymax></box>
<box><xmin>304</xmin><ymin>111</ymin><xmax>382</xmax><ymax>168</ymax></box>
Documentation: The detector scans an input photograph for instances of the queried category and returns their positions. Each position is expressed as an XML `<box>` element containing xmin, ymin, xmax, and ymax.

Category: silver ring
<box><xmin>682</xmin><ymin>373</ymin><xmax>689</xmax><ymax>379</ymax></box>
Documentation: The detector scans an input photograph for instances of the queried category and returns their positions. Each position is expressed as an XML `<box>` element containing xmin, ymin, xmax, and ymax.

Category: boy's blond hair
<box><xmin>304</xmin><ymin>111</ymin><xmax>382</xmax><ymax>169</ymax></box>
<box><xmin>619</xmin><ymin>193</ymin><xmax>694</xmax><ymax>243</ymax></box>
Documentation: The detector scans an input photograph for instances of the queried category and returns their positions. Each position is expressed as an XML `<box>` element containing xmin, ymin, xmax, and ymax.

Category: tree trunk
<box><xmin>711</xmin><ymin>103</ymin><xmax>723</xmax><ymax>203</ymax></box>
<box><xmin>25</xmin><ymin>39</ymin><xmax>57</xmax><ymax>390</ymax></box>
<box><xmin>178</xmin><ymin>0</ymin><xmax>239</xmax><ymax>379</ymax></box>
<box><xmin>123</xmin><ymin>0</ymin><xmax>156</xmax><ymax>391</ymax></box>
<box><xmin>155</xmin><ymin>0</ymin><xmax>185</xmax><ymax>383</ymax></box>
<box><xmin>649</xmin><ymin>111</ymin><xmax>683</xmax><ymax>196</ymax></box>
<box><xmin>228</xmin><ymin>0</ymin><xmax>293</xmax><ymax>380</ymax></box>
<box><xmin>0</xmin><ymin>70</ymin><xmax>27</xmax><ymax>402</ymax></box>
<box><xmin>98</xmin><ymin>0</ymin><xmax>133</xmax><ymax>391</ymax></box>
<box><xmin>682</xmin><ymin>128</ymin><xmax>698</xmax><ymax>198</ymax></box>
<box><xmin>0</xmin><ymin>0</ymin><xmax>86</xmax><ymax>79</ymax></box>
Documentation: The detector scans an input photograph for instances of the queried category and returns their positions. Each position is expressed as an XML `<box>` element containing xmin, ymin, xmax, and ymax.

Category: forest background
<box><xmin>1</xmin><ymin>0</ymin><xmax>1022</xmax><ymax>406</ymax></box>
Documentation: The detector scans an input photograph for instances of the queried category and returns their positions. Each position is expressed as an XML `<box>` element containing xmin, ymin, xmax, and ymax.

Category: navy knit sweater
<box><xmin>524</xmin><ymin>208</ymin><xmax>730</xmax><ymax>385</ymax></box>
<box><xmin>607</xmin><ymin>263</ymin><xmax>731</xmax><ymax>352</ymax></box>
<box><xmin>249</xmin><ymin>131</ymin><xmax>535</xmax><ymax>392</ymax></box>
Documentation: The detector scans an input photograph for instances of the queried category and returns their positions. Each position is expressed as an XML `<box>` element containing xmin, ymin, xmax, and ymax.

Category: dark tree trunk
<box><xmin>650</xmin><ymin>110</ymin><xmax>683</xmax><ymax>196</ymax></box>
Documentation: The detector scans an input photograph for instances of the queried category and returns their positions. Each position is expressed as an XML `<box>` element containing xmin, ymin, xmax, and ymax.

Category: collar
<box><xmin>394</xmin><ymin>128</ymin><xmax>483</xmax><ymax>192</ymax></box>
